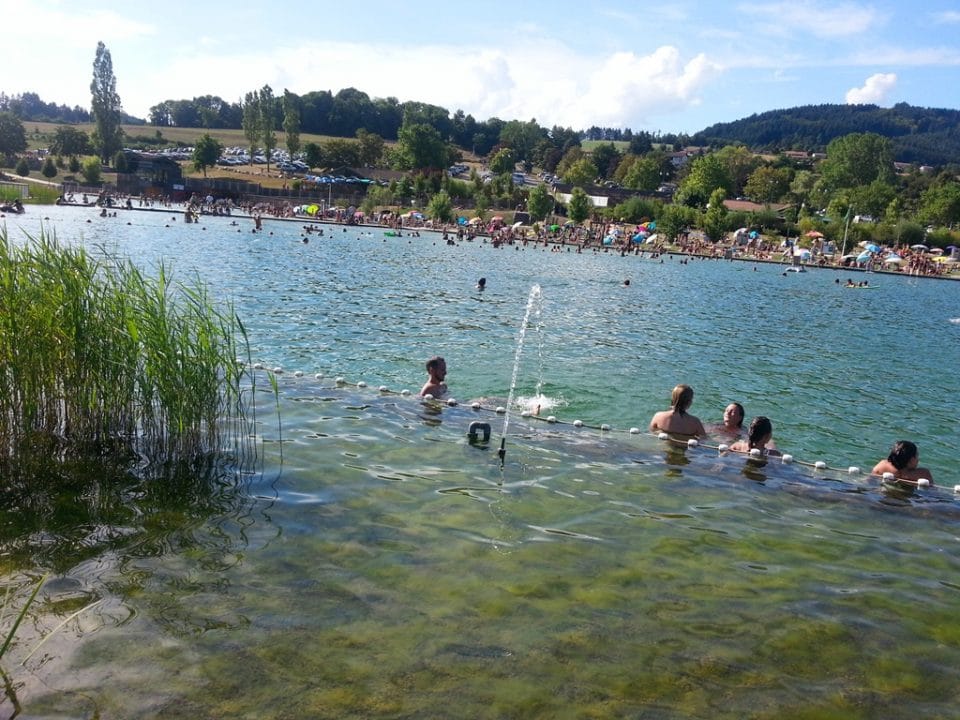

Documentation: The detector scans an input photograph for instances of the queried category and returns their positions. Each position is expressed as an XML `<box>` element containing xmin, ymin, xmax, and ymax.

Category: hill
<box><xmin>691</xmin><ymin>103</ymin><xmax>960</xmax><ymax>166</ymax></box>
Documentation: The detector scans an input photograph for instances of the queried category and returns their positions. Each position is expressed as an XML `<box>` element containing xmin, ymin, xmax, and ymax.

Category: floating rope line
<box><xmin>246</xmin><ymin>363</ymin><xmax>954</xmax><ymax>496</ymax></box>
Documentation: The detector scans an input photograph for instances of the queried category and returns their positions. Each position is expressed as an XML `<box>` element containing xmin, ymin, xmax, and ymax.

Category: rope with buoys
<box><xmin>247</xmin><ymin>363</ymin><xmax>952</xmax><ymax>496</ymax></box>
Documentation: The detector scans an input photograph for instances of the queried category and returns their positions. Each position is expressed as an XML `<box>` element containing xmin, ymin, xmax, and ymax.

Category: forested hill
<box><xmin>691</xmin><ymin>103</ymin><xmax>960</xmax><ymax>167</ymax></box>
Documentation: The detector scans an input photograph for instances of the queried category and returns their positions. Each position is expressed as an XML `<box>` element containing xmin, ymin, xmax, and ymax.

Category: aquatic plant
<box><xmin>0</xmin><ymin>228</ymin><xmax>255</xmax><ymax>466</ymax></box>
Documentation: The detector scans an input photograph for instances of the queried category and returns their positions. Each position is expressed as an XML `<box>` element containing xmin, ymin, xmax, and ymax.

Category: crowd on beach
<box><xmin>419</xmin><ymin>359</ymin><xmax>935</xmax><ymax>488</ymax></box>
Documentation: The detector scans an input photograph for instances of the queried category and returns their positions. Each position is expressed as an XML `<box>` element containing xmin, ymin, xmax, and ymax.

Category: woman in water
<box><xmin>729</xmin><ymin>416</ymin><xmax>780</xmax><ymax>456</ymax></box>
<box><xmin>872</xmin><ymin>440</ymin><xmax>934</xmax><ymax>484</ymax></box>
<box><xmin>649</xmin><ymin>384</ymin><xmax>706</xmax><ymax>438</ymax></box>
<box><xmin>712</xmin><ymin>402</ymin><xmax>745</xmax><ymax>439</ymax></box>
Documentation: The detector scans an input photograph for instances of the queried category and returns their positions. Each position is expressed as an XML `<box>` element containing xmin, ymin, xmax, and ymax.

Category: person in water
<box><xmin>730</xmin><ymin>416</ymin><xmax>780</xmax><ymax>456</ymax></box>
<box><xmin>712</xmin><ymin>402</ymin><xmax>745</xmax><ymax>438</ymax></box>
<box><xmin>649</xmin><ymin>384</ymin><xmax>706</xmax><ymax>437</ymax></box>
<box><xmin>476</xmin><ymin>277</ymin><xmax>486</xmax><ymax>291</ymax></box>
<box><xmin>872</xmin><ymin>440</ymin><xmax>933</xmax><ymax>484</ymax></box>
<box><xmin>419</xmin><ymin>356</ymin><xmax>448</xmax><ymax>398</ymax></box>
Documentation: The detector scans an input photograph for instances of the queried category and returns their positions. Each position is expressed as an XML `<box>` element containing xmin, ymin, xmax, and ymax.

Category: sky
<box><xmin>4</xmin><ymin>0</ymin><xmax>960</xmax><ymax>135</ymax></box>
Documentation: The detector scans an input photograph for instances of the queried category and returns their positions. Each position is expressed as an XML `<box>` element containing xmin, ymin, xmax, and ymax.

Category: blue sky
<box><xmin>4</xmin><ymin>0</ymin><xmax>960</xmax><ymax>134</ymax></box>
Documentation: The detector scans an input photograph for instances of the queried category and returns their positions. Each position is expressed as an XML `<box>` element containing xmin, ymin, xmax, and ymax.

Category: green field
<box><xmin>581</xmin><ymin>139</ymin><xmax>630</xmax><ymax>152</ymax></box>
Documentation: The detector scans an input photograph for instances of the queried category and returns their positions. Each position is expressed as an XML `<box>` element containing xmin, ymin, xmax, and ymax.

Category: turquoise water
<box><xmin>2</xmin><ymin>206</ymin><xmax>960</xmax><ymax>718</ymax></box>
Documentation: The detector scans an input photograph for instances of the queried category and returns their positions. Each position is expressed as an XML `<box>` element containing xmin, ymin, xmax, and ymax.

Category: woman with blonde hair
<box><xmin>649</xmin><ymin>384</ymin><xmax>706</xmax><ymax>438</ymax></box>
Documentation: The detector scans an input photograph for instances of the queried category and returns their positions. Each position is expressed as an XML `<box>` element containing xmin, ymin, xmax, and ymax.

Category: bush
<box><xmin>15</xmin><ymin>157</ymin><xmax>29</xmax><ymax>176</ymax></box>
<box><xmin>41</xmin><ymin>156</ymin><xmax>57</xmax><ymax>179</ymax></box>
<box><xmin>81</xmin><ymin>157</ymin><xmax>102</xmax><ymax>185</ymax></box>
<box><xmin>68</xmin><ymin>156</ymin><xmax>80</xmax><ymax>173</ymax></box>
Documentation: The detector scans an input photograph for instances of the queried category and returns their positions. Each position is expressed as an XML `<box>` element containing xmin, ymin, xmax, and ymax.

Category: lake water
<box><xmin>2</xmin><ymin>205</ymin><xmax>960</xmax><ymax>718</ymax></box>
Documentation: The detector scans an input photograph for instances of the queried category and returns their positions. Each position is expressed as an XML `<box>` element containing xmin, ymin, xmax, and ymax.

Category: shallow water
<box><xmin>2</xmin><ymin>207</ymin><xmax>960</xmax><ymax>718</ymax></box>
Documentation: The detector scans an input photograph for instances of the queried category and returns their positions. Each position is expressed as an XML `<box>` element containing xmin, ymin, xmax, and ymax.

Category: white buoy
<box><xmin>718</xmin><ymin>443</ymin><xmax>729</xmax><ymax>452</ymax></box>
<box><xmin>815</xmin><ymin>461</ymin><xmax>827</xmax><ymax>470</ymax></box>
<box><xmin>335</xmin><ymin>377</ymin><xmax>345</xmax><ymax>384</ymax></box>
<box><xmin>848</xmin><ymin>466</ymin><xmax>860</xmax><ymax>474</ymax></box>
<box><xmin>917</xmin><ymin>478</ymin><xmax>930</xmax><ymax>487</ymax></box>
<box><xmin>471</xmin><ymin>402</ymin><xmax>481</xmax><ymax>410</ymax></box>
<box><xmin>954</xmin><ymin>485</ymin><xmax>960</xmax><ymax>494</ymax></box>
<box><xmin>253</xmin><ymin>362</ymin><xmax>264</xmax><ymax>370</ymax></box>
<box><xmin>629</xmin><ymin>427</ymin><xmax>640</xmax><ymax>434</ymax></box>
<box><xmin>749</xmin><ymin>447</ymin><xmax>761</xmax><ymax>457</ymax></box>
<box><xmin>423</xmin><ymin>393</ymin><xmax>434</xmax><ymax>401</ymax></box>
<box><xmin>600</xmin><ymin>424</ymin><xmax>611</xmax><ymax>431</ymax></box>
<box><xmin>521</xmin><ymin>410</ymin><xmax>532</xmax><ymax>418</ymax></box>
<box><xmin>882</xmin><ymin>472</ymin><xmax>896</xmax><ymax>482</ymax></box>
<box><xmin>781</xmin><ymin>454</ymin><xmax>793</xmax><ymax>463</ymax></box>
<box><xmin>658</xmin><ymin>432</ymin><xmax>669</xmax><ymax>440</ymax></box>
<box><xmin>447</xmin><ymin>398</ymin><xmax>458</xmax><ymax>406</ymax></box>
<box><xmin>573</xmin><ymin>420</ymin><xmax>583</xmax><ymax>428</ymax></box>
<box><xmin>315</xmin><ymin>373</ymin><xmax>324</xmax><ymax>379</ymax></box>
<box><xmin>357</xmin><ymin>381</ymin><xmax>367</xmax><ymax>388</ymax></box>
<box><xmin>400</xmin><ymin>389</ymin><xmax>411</xmax><ymax>396</ymax></box>
<box><xmin>273</xmin><ymin>367</ymin><xmax>283</xmax><ymax>374</ymax></box>
<box><xmin>294</xmin><ymin>370</ymin><xmax>303</xmax><ymax>377</ymax></box>
<box><xmin>496</xmin><ymin>406</ymin><xmax>506</xmax><ymax>414</ymax></box>
<box><xmin>378</xmin><ymin>385</ymin><xmax>388</xmax><ymax>392</ymax></box>
<box><xmin>547</xmin><ymin>416</ymin><xmax>557</xmax><ymax>423</ymax></box>
<box><xmin>688</xmin><ymin>439</ymin><xmax>699</xmax><ymax>448</ymax></box>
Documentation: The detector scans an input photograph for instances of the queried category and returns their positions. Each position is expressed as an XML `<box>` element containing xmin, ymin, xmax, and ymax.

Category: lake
<box><xmin>1</xmin><ymin>205</ymin><xmax>959</xmax><ymax>718</ymax></box>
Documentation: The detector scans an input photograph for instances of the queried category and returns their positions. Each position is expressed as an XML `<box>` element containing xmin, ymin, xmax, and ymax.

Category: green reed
<box><xmin>0</xmin><ymin>228</ymin><xmax>254</xmax><ymax>465</ymax></box>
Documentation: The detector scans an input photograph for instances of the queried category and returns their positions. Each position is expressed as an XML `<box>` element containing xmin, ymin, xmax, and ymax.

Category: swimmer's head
<box><xmin>747</xmin><ymin>416</ymin><xmax>773</xmax><ymax>448</ymax></box>
<box><xmin>671</xmin><ymin>384</ymin><xmax>694</xmax><ymax>414</ymax></box>
<box><xmin>724</xmin><ymin>402</ymin><xmax>745</xmax><ymax>429</ymax></box>
<box><xmin>887</xmin><ymin>440</ymin><xmax>918</xmax><ymax>470</ymax></box>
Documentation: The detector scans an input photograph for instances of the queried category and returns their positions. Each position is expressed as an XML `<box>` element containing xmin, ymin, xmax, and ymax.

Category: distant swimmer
<box><xmin>649</xmin><ymin>384</ymin><xmax>706</xmax><ymax>438</ymax></box>
<box><xmin>419</xmin><ymin>355</ymin><xmax>448</xmax><ymax>399</ymax></box>
<box><xmin>476</xmin><ymin>277</ymin><xmax>486</xmax><ymax>291</ymax></box>
<box><xmin>729</xmin><ymin>416</ymin><xmax>780</xmax><ymax>457</ymax></box>
<box><xmin>872</xmin><ymin>440</ymin><xmax>933</xmax><ymax>484</ymax></box>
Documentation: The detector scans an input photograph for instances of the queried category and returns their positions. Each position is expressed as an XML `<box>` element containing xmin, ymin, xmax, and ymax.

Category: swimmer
<box><xmin>476</xmin><ymin>277</ymin><xmax>486</xmax><ymax>291</ymax></box>
<box><xmin>872</xmin><ymin>440</ymin><xmax>933</xmax><ymax>484</ymax></box>
<box><xmin>729</xmin><ymin>416</ymin><xmax>780</xmax><ymax>456</ymax></box>
<box><xmin>623</xmin><ymin>278</ymin><xmax>631</xmax><ymax>286</ymax></box>
<box><xmin>649</xmin><ymin>384</ymin><xmax>706</xmax><ymax>438</ymax></box>
<box><xmin>419</xmin><ymin>356</ymin><xmax>448</xmax><ymax>399</ymax></box>
<box><xmin>712</xmin><ymin>402</ymin><xmax>744</xmax><ymax>439</ymax></box>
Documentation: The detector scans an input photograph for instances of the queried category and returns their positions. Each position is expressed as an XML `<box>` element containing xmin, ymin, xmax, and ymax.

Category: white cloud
<box><xmin>738</xmin><ymin>1</ymin><xmax>882</xmax><ymax>39</ymax></box>
<box><xmin>845</xmin><ymin>73</ymin><xmax>897</xmax><ymax>104</ymax></box>
<box><xmin>933</xmin><ymin>10</ymin><xmax>960</xmax><ymax>24</ymax></box>
<box><xmin>134</xmin><ymin>40</ymin><xmax>719</xmax><ymax>131</ymax></box>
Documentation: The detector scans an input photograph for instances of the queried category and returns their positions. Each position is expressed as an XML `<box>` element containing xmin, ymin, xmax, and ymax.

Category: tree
<box><xmin>918</xmin><ymin>181</ymin><xmax>960</xmax><ymax>227</ymax></box>
<box><xmin>81</xmin><ymin>157</ymin><xmax>102</xmax><ymax>185</ymax></box>
<box><xmin>568</xmin><ymin>187</ymin><xmax>592</xmax><ymax>224</ymax></box>
<box><xmin>0</xmin><ymin>111</ymin><xmax>27</xmax><ymax>156</ymax></box>
<box><xmin>820</xmin><ymin>132</ymin><xmax>895</xmax><ymax>190</ymax></box>
<box><xmin>489</xmin><ymin>148</ymin><xmax>515</xmax><ymax>175</ymax></box>
<box><xmin>563</xmin><ymin>157</ymin><xmax>598</xmax><ymax>187</ymax></box>
<box><xmin>242</xmin><ymin>91</ymin><xmax>261</xmax><ymax>161</ymax></box>
<box><xmin>259</xmin><ymin>85</ymin><xmax>277</xmax><ymax>171</ymax></box>
<box><xmin>113</xmin><ymin>150</ymin><xmax>128</xmax><ymax>173</ymax></box>
<box><xmin>590</xmin><ymin>143</ymin><xmax>621</xmax><ymax>179</ymax></box>
<box><xmin>15</xmin><ymin>157</ymin><xmax>29</xmax><ymax>176</ymax></box>
<box><xmin>68</xmin><ymin>156</ymin><xmax>81</xmax><ymax>173</ymax></box>
<box><xmin>355</xmin><ymin>129</ymin><xmax>384</xmax><ymax>167</ymax></box>
<box><xmin>90</xmin><ymin>41</ymin><xmax>124</xmax><ymax>163</ymax></box>
<box><xmin>50</xmin><ymin>125</ymin><xmax>91</xmax><ymax>157</ymax></box>
<box><xmin>427</xmin><ymin>190</ymin><xmax>453</xmax><ymax>223</ymax></box>
<box><xmin>527</xmin><ymin>183</ymin><xmax>554</xmax><ymax>222</ymax></box>
<box><xmin>702</xmin><ymin>188</ymin><xmax>729</xmax><ymax>242</ymax></box>
<box><xmin>657</xmin><ymin>203</ymin><xmax>696</xmax><ymax>242</ymax></box>
<box><xmin>394</xmin><ymin>122</ymin><xmax>449</xmax><ymax>170</ymax></box>
<box><xmin>621</xmin><ymin>156</ymin><xmax>661</xmax><ymax>191</ymax></box>
<box><xmin>192</xmin><ymin>133</ymin><xmax>223</xmax><ymax>178</ymax></box>
<box><xmin>41</xmin><ymin>156</ymin><xmax>57</xmax><ymax>178</ymax></box>
<box><xmin>303</xmin><ymin>141</ymin><xmax>322</xmax><ymax>169</ymax></box>
<box><xmin>282</xmin><ymin>90</ymin><xmax>301</xmax><ymax>159</ymax></box>
<box><xmin>744</xmin><ymin>166</ymin><xmax>790</xmax><ymax>204</ymax></box>
<box><xmin>675</xmin><ymin>153</ymin><xmax>731</xmax><ymax>208</ymax></box>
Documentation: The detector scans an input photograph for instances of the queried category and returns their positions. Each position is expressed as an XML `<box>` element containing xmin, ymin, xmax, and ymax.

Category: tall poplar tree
<box><xmin>259</xmin><ymin>85</ymin><xmax>276</xmax><ymax>172</ymax></box>
<box><xmin>90</xmin><ymin>41</ymin><xmax>123</xmax><ymax>163</ymax></box>
<box><xmin>242</xmin><ymin>91</ymin><xmax>261</xmax><ymax>162</ymax></box>
<box><xmin>282</xmin><ymin>90</ymin><xmax>301</xmax><ymax>159</ymax></box>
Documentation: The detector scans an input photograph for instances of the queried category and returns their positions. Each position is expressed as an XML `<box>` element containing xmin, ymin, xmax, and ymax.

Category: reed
<box><xmin>0</xmin><ymin>228</ymin><xmax>255</xmax><ymax>466</ymax></box>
